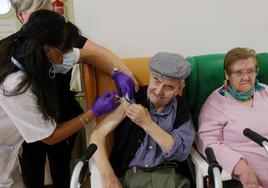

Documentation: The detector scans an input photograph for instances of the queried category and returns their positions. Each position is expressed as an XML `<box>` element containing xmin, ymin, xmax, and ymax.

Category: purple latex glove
<box><xmin>112</xmin><ymin>72</ymin><xmax>135</xmax><ymax>100</ymax></box>
<box><xmin>91</xmin><ymin>91</ymin><xmax>117</xmax><ymax>117</ymax></box>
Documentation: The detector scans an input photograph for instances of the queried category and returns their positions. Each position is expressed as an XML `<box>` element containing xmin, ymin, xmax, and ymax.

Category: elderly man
<box><xmin>90</xmin><ymin>52</ymin><xmax>195</xmax><ymax>188</ymax></box>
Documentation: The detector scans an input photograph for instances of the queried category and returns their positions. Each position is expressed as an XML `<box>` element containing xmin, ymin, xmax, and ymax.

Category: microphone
<box><xmin>205</xmin><ymin>147</ymin><xmax>223</xmax><ymax>188</ymax></box>
<box><xmin>81</xmin><ymin>143</ymin><xmax>98</xmax><ymax>161</ymax></box>
<box><xmin>243</xmin><ymin>128</ymin><xmax>268</xmax><ymax>147</ymax></box>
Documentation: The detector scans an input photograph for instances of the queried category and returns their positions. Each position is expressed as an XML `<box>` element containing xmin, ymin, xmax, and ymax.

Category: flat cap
<box><xmin>149</xmin><ymin>52</ymin><xmax>191</xmax><ymax>80</ymax></box>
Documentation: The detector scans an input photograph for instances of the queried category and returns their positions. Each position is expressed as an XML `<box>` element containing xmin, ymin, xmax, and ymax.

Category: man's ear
<box><xmin>16</xmin><ymin>11</ymin><xmax>25</xmax><ymax>24</ymax></box>
<box><xmin>175</xmin><ymin>83</ymin><xmax>185</xmax><ymax>97</ymax></box>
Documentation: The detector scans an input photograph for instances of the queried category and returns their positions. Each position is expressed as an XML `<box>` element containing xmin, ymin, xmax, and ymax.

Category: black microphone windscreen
<box><xmin>243</xmin><ymin>128</ymin><xmax>268</xmax><ymax>146</ymax></box>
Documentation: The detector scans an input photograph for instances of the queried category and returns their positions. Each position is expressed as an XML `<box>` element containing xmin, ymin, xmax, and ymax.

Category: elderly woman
<box><xmin>197</xmin><ymin>47</ymin><xmax>268</xmax><ymax>188</ymax></box>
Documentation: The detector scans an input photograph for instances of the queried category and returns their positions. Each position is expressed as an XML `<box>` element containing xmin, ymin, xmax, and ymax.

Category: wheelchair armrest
<box><xmin>190</xmin><ymin>147</ymin><xmax>231</xmax><ymax>186</ymax></box>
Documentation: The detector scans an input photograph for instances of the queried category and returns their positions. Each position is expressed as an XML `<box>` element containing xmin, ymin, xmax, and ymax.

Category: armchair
<box><xmin>186</xmin><ymin>54</ymin><xmax>230</xmax><ymax>188</ymax></box>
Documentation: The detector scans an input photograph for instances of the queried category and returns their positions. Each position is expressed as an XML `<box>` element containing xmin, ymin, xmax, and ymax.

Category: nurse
<box><xmin>9</xmin><ymin>1</ymin><xmax>137</xmax><ymax>188</ymax></box>
<box><xmin>0</xmin><ymin>10</ymin><xmax>118</xmax><ymax>188</ymax></box>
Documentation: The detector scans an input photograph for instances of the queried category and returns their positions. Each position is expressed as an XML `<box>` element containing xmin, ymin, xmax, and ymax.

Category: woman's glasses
<box><xmin>230</xmin><ymin>69</ymin><xmax>258</xmax><ymax>78</ymax></box>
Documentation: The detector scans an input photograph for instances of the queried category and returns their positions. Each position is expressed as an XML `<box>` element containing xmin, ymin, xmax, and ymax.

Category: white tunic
<box><xmin>0</xmin><ymin>71</ymin><xmax>56</xmax><ymax>188</ymax></box>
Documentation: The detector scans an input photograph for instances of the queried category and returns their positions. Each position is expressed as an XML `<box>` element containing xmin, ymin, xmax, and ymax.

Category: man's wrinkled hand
<box><xmin>126</xmin><ymin>104</ymin><xmax>153</xmax><ymax>129</ymax></box>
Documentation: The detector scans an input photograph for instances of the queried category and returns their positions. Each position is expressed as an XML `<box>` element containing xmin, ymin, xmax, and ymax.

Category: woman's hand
<box><xmin>112</xmin><ymin>72</ymin><xmax>136</xmax><ymax>101</ymax></box>
<box><xmin>122</xmin><ymin>69</ymin><xmax>139</xmax><ymax>92</ymax></box>
<box><xmin>91</xmin><ymin>91</ymin><xmax>118</xmax><ymax>117</ymax></box>
<box><xmin>234</xmin><ymin>159</ymin><xmax>261</xmax><ymax>188</ymax></box>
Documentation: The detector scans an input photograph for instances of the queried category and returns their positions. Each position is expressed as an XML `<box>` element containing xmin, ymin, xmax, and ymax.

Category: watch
<box><xmin>111</xmin><ymin>67</ymin><xmax>119</xmax><ymax>76</ymax></box>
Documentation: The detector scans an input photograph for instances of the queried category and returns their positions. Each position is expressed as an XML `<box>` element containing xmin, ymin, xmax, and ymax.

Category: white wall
<box><xmin>73</xmin><ymin>0</ymin><xmax>268</xmax><ymax>58</ymax></box>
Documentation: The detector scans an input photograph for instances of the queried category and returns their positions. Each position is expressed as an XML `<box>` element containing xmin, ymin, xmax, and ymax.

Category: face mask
<box><xmin>52</xmin><ymin>48</ymin><xmax>80</xmax><ymax>74</ymax></box>
<box><xmin>228</xmin><ymin>85</ymin><xmax>255</xmax><ymax>101</ymax></box>
<box><xmin>227</xmin><ymin>80</ymin><xmax>264</xmax><ymax>101</ymax></box>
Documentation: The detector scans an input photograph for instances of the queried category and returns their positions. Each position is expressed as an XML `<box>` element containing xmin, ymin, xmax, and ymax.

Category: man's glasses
<box><xmin>230</xmin><ymin>69</ymin><xmax>258</xmax><ymax>78</ymax></box>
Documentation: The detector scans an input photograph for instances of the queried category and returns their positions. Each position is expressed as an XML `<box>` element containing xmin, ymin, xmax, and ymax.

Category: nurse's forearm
<box><xmin>42</xmin><ymin>110</ymin><xmax>95</xmax><ymax>145</ymax></box>
<box><xmin>79</xmin><ymin>40</ymin><xmax>131</xmax><ymax>75</ymax></box>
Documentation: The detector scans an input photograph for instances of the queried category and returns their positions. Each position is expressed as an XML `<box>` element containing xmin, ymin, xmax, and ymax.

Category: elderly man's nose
<box><xmin>155</xmin><ymin>85</ymin><xmax>164</xmax><ymax>94</ymax></box>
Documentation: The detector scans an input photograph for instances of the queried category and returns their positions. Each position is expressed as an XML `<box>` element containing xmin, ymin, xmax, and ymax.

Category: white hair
<box><xmin>10</xmin><ymin>0</ymin><xmax>51</xmax><ymax>13</ymax></box>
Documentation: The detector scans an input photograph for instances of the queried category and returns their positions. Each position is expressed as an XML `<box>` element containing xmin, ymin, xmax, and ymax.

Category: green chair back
<box><xmin>186</xmin><ymin>53</ymin><xmax>268</xmax><ymax>129</ymax></box>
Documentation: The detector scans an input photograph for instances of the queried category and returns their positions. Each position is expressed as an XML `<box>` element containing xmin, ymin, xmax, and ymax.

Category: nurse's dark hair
<box><xmin>0</xmin><ymin>9</ymin><xmax>80</xmax><ymax>120</ymax></box>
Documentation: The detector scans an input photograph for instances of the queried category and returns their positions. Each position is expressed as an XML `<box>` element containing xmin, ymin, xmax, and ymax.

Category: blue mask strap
<box><xmin>11</xmin><ymin>56</ymin><xmax>25</xmax><ymax>72</ymax></box>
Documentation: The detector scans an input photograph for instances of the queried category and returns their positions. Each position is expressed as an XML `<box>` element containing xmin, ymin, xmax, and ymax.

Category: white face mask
<box><xmin>52</xmin><ymin>48</ymin><xmax>80</xmax><ymax>74</ymax></box>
